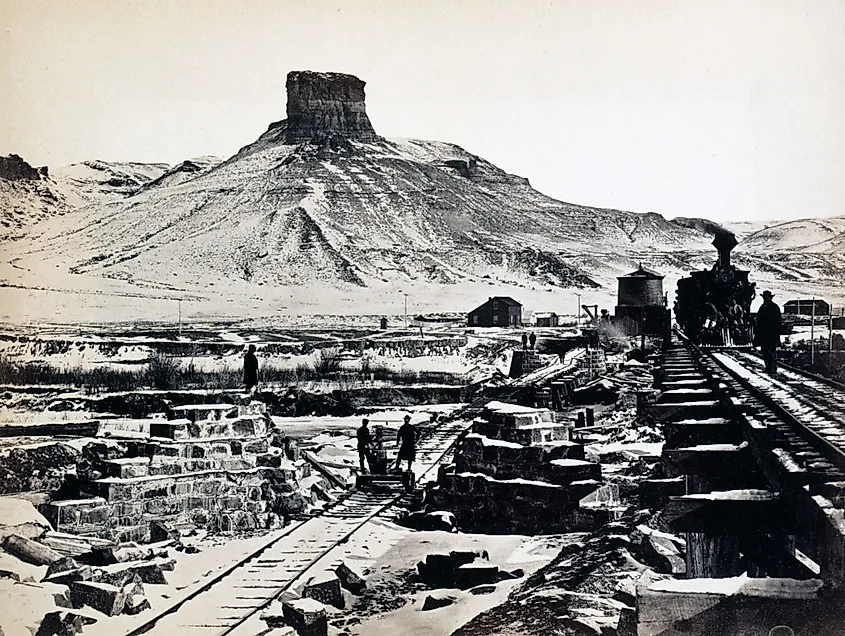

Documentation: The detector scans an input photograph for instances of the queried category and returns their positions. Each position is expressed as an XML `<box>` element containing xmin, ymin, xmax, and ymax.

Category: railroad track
<box><xmin>126</xmin><ymin>417</ymin><xmax>470</xmax><ymax>636</ymax></box>
<box><xmin>672</xmin><ymin>329</ymin><xmax>845</xmax><ymax>476</ymax></box>
<box><xmin>704</xmin><ymin>349</ymin><xmax>845</xmax><ymax>471</ymax></box>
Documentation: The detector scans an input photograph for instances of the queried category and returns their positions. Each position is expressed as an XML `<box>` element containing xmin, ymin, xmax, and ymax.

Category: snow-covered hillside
<box><xmin>1</xmin><ymin>71</ymin><xmax>842</xmax><ymax>323</ymax></box>
<box><xmin>739</xmin><ymin>216</ymin><xmax>845</xmax><ymax>253</ymax></box>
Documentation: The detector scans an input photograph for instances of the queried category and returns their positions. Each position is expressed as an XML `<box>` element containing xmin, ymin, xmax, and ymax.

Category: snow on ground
<box><xmin>785</xmin><ymin>325</ymin><xmax>845</xmax><ymax>345</ymax></box>
<box><xmin>81</xmin><ymin>526</ymin><xmax>302</xmax><ymax>636</ymax></box>
<box><xmin>333</xmin><ymin>523</ymin><xmax>567</xmax><ymax>636</ymax></box>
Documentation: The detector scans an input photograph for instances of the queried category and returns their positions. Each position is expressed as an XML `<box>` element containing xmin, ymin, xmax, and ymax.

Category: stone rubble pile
<box><xmin>259</xmin><ymin>559</ymin><xmax>372</xmax><ymax>636</ymax></box>
<box><xmin>0</xmin><ymin>497</ymin><xmax>193</xmax><ymax>635</ymax></box>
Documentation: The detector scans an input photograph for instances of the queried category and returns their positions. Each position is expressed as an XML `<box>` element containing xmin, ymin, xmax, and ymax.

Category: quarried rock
<box><xmin>90</xmin><ymin>543</ymin><xmax>168</xmax><ymax>565</ymax></box>
<box><xmin>34</xmin><ymin>610</ymin><xmax>97</xmax><ymax>636</ymax></box>
<box><xmin>640</xmin><ymin>534</ymin><xmax>685</xmax><ymax>575</ymax></box>
<box><xmin>335</xmin><ymin>561</ymin><xmax>367</xmax><ymax>595</ymax></box>
<box><xmin>69</xmin><ymin>580</ymin><xmax>126</xmax><ymax>616</ymax></box>
<box><xmin>302</xmin><ymin>571</ymin><xmax>343</xmax><ymax>609</ymax></box>
<box><xmin>417</xmin><ymin>551</ymin><xmax>484</xmax><ymax>588</ymax></box>
<box><xmin>456</xmin><ymin>563</ymin><xmax>500</xmax><ymax>590</ymax></box>
<box><xmin>282</xmin><ymin>597</ymin><xmax>328</xmax><ymax>636</ymax></box>
<box><xmin>42</xmin><ymin>556</ymin><xmax>92</xmax><ymax>585</ymax></box>
<box><xmin>421</xmin><ymin>593</ymin><xmax>457</xmax><ymax>611</ymax></box>
<box><xmin>123</xmin><ymin>593</ymin><xmax>151</xmax><ymax>615</ymax></box>
<box><xmin>3</xmin><ymin>534</ymin><xmax>63</xmax><ymax>566</ymax></box>
<box><xmin>497</xmin><ymin>567</ymin><xmax>525</xmax><ymax>581</ymax></box>
<box><xmin>97</xmin><ymin>558</ymin><xmax>172</xmax><ymax>586</ymax></box>
<box><xmin>44</xmin><ymin>557</ymin><xmax>79</xmax><ymax>579</ymax></box>
<box><xmin>398</xmin><ymin>510</ymin><xmax>456</xmax><ymax>532</ymax></box>
<box><xmin>148</xmin><ymin>520</ymin><xmax>179</xmax><ymax>543</ymax></box>
<box><xmin>0</xmin><ymin>497</ymin><xmax>53</xmax><ymax>542</ymax></box>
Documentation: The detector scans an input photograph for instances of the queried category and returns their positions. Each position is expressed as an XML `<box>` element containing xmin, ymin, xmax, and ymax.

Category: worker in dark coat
<box><xmin>754</xmin><ymin>290</ymin><xmax>782</xmax><ymax>374</ymax></box>
<box><xmin>243</xmin><ymin>344</ymin><xmax>259</xmax><ymax>393</ymax></box>
<box><xmin>395</xmin><ymin>414</ymin><xmax>417</xmax><ymax>472</ymax></box>
<box><xmin>521</xmin><ymin>333</ymin><xmax>528</xmax><ymax>350</ymax></box>
<box><xmin>356</xmin><ymin>418</ymin><xmax>373</xmax><ymax>475</ymax></box>
<box><xmin>529</xmin><ymin>332</ymin><xmax>537</xmax><ymax>349</ymax></box>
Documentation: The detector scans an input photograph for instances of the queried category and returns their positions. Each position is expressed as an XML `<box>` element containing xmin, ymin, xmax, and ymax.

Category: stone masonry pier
<box><xmin>427</xmin><ymin>401</ymin><xmax>603</xmax><ymax>533</ymax></box>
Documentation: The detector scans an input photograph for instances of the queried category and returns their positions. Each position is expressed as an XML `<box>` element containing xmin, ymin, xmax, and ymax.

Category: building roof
<box><xmin>490</xmin><ymin>296</ymin><xmax>521</xmax><ymax>306</ymax></box>
<box><xmin>619</xmin><ymin>264</ymin><xmax>664</xmax><ymax>280</ymax></box>
<box><xmin>534</xmin><ymin>312</ymin><xmax>558</xmax><ymax>318</ymax></box>
<box><xmin>468</xmin><ymin>296</ymin><xmax>522</xmax><ymax>313</ymax></box>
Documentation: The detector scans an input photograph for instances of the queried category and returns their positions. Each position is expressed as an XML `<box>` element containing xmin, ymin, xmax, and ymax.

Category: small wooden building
<box><xmin>534</xmin><ymin>312</ymin><xmax>559</xmax><ymax>327</ymax></box>
<box><xmin>784</xmin><ymin>299</ymin><xmax>830</xmax><ymax>316</ymax></box>
<box><xmin>467</xmin><ymin>296</ymin><xmax>522</xmax><ymax>327</ymax></box>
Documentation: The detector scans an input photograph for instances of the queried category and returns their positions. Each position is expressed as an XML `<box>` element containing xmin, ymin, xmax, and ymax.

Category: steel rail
<box><xmin>125</xmin><ymin>419</ymin><xmax>469</xmax><ymax>636</ymax></box>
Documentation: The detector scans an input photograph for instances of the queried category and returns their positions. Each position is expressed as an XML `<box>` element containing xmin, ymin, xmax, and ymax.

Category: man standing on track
<box><xmin>356</xmin><ymin>418</ymin><xmax>373</xmax><ymax>475</ymax></box>
<box><xmin>243</xmin><ymin>344</ymin><xmax>259</xmax><ymax>394</ymax></box>
<box><xmin>754</xmin><ymin>290</ymin><xmax>782</xmax><ymax>374</ymax></box>
<box><xmin>395</xmin><ymin>414</ymin><xmax>417</xmax><ymax>473</ymax></box>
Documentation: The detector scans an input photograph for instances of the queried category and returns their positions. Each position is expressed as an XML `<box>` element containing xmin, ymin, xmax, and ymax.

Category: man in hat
<box><xmin>243</xmin><ymin>344</ymin><xmax>259</xmax><ymax>394</ymax></box>
<box><xmin>356</xmin><ymin>418</ymin><xmax>373</xmax><ymax>474</ymax></box>
<box><xmin>754</xmin><ymin>290</ymin><xmax>782</xmax><ymax>374</ymax></box>
<box><xmin>395</xmin><ymin>414</ymin><xmax>418</xmax><ymax>472</ymax></box>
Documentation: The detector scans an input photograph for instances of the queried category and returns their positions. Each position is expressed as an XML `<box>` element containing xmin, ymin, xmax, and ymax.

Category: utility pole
<box><xmin>576</xmin><ymin>293</ymin><xmax>581</xmax><ymax>328</ymax></box>
<box><xmin>404</xmin><ymin>293</ymin><xmax>409</xmax><ymax>329</ymax></box>
<box><xmin>178</xmin><ymin>300</ymin><xmax>182</xmax><ymax>338</ymax></box>
<box><xmin>828</xmin><ymin>303</ymin><xmax>834</xmax><ymax>353</ymax></box>
<box><xmin>810</xmin><ymin>297</ymin><xmax>816</xmax><ymax>367</ymax></box>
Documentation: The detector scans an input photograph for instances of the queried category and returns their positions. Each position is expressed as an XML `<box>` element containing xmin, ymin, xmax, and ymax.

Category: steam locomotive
<box><xmin>674</xmin><ymin>231</ymin><xmax>757</xmax><ymax>346</ymax></box>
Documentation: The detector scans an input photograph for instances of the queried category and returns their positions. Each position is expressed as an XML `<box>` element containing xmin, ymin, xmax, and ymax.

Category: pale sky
<box><xmin>2</xmin><ymin>0</ymin><xmax>844</xmax><ymax>223</ymax></box>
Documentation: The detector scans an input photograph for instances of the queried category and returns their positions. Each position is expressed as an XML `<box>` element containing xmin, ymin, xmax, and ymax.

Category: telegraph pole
<box><xmin>830</xmin><ymin>304</ymin><xmax>834</xmax><ymax>354</ymax></box>
<box><xmin>178</xmin><ymin>300</ymin><xmax>182</xmax><ymax>338</ymax></box>
<box><xmin>576</xmin><ymin>293</ymin><xmax>581</xmax><ymax>328</ymax></box>
<box><xmin>810</xmin><ymin>297</ymin><xmax>816</xmax><ymax>367</ymax></box>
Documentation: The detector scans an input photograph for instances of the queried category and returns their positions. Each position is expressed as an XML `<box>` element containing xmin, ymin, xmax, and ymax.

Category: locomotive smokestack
<box><xmin>712</xmin><ymin>230</ymin><xmax>738</xmax><ymax>269</ymax></box>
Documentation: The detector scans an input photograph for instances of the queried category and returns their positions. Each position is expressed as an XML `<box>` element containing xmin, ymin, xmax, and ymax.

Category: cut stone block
<box><xmin>90</xmin><ymin>544</ymin><xmax>168</xmax><ymax>565</ymax></box>
<box><xmin>302</xmin><ymin>571</ymin><xmax>343</xmax><ymax>609</ymax></box>
<box><xmin>148</xmin><ymin>520</ymin><xmax>179</xmax><ymax>543</ymax></box>
<box><xmin>545</xmin><ymin>458</ymin><xmax>602</xmax><ymax>485</ymax></box>
<box><xmin>636</xmin><ymin>577</ymin><xmax>834</xmax><ymax>636</ymax></box>
<box><xmin>97</xmin><ymin>558</ymin><xmax>172</xmax><ymax>586</ymax></box>
<box><xmin>40</xmin><ymin>498</ymin><xmax>108</xmax><ymax>532</ymax></box>
<box><xmin>69</xmin><ymin>580</ymin><xmax>127</xmax><ymax>616</ymax></box>
<box><xmin>456</xmin><ymin>563</ymin><xmax>500</xmax><ymax>589</ymax></box>
<box><xmin>335</xmin><ymin>561</ymin><xmax>367</xmax><ymax>595</ymax></box>
<box><xmin>421</xmin><ymin>593</ymin><xmax>457</xmax><ymax>611</ymax></box>
<box><xmin>640</xmin><ymin>534</ymin><xmax>686</xmax><ymax>576</ymax></box>
<box><xmin>3</xmin><ymin>534</ymin><xmax>63</xmax><ymax>565</ymax></box>
<box><xmin>282</xmin><ymin>598</ymin><xmax>328</xmax><ymax>636</ymax></box>
<box><xmin>102</xmin><ymin>458</ymin><xmax>150</xmax><ymax>479</ymax></box>
<box><xmin>0</xmin><ymin>496</ymin><xmax>52</xmax><ymax>542</ymax></box>
<box><xmin>639</xmin><ymin>477</ymin><xmax>686</xmax><ymax>510</ymax></box>
<box><xmin>42</xmin><ymin>556</ymin><xmax>93</xmax><ymax>585</ymax></box>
